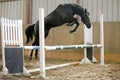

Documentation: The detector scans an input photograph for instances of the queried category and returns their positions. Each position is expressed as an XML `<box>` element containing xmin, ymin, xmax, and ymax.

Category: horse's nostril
<box><xmin>87</xmin><ymin>23</ymin><xmax>91</xmax><ymax>28</ymax></box>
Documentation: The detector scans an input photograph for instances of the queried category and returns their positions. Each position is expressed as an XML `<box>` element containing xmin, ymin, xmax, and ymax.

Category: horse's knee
<box><xmin>32</xmin><ymin>42</ymin><xmax>35</xmax><ymax>46</ymax></box>
<box><xmin>70</xmin><ymin>29</ymin><xmax>76</xmax><ymax>33</ymax></box>
<box><xmin>70</xmin><ymin>22</ymin><xmax>79</xmax><ymax>33</ymax></box>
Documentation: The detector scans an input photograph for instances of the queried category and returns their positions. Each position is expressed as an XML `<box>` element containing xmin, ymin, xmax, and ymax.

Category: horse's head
<box><xmin>81</xmin><ymin>9</ymin><xmax>91</xmax><ymax>28</ymax></box>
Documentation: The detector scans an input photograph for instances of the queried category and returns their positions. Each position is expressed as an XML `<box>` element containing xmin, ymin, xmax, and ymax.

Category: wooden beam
<box><xmin>25</xmin><ymin>0</ymin><xmax>30</xmax><ymax>24</ymax></box>
<box><xmin>76</xmin><ymin>0</ymin><xmax>80</xmax><ymax>4</ymax></box>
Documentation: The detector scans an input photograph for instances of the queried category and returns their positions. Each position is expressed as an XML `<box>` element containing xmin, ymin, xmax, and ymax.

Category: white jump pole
<box><xmin>100</xmin><ymin>14</ymin><xmax>104</xmax><ymax>65</ymax></box>
<box><xmin>1</xmin><ymin>18</ymin><xmax>8</xmax><ymax>75</ymax></box>
<box><xmin>39</xmin><ymin>8</ymin><xmax>45</xmax><ymax>78</ymax></box>
<box><xmin>80</xmin><ymin>26</ymin><xmax>93</xmax><ymax>64</ymax></box>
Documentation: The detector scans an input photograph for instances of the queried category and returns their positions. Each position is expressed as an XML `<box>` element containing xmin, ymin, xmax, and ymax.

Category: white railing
<box><xmin>1</xmin><ymin>18</ymin><xmax>23</xmax><ymax>46</ymax></box>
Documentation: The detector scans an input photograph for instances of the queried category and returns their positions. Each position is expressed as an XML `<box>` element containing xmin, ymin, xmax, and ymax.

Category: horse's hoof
<box><xmin>29</xmin><ymin>56</ymin><xmax>32</xmax><ymax>60</ymax></box>
<box><xmin>70</xmin><ymin>30</ymin><xmax>74</xmax><ymax>33</ymax></box>
<box><xmin>35</xmin><ymin>55</ymin><xmax>38</xmax><ymax>59</ymax></box>
<box><xmin>35</xmin><ymin>57</ymin><xmax>38</xmax><ymax>59</ymax></box>
<box><xmin>35</xmin><ymin>58</ymin><xmax>39</xmax><ymax>60</ymax></box>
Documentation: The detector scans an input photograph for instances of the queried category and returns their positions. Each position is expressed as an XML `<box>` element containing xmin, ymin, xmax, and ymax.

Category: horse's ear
<box><xmin>86</xmin><ymin>12</ymin><xmax>89</xmax><ymax>15</ymax></box>
<box><xmin>85</xmin><ymin>8</ymin><xmax>87</xmax><ymax>12</ymax></box>
<box><xmin>84</xmin><ymin>8</ymin><xmax>89</xmax><ymax>15</ymax></box>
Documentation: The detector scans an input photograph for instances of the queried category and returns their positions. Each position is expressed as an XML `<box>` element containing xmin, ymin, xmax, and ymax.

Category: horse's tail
<box><xmin>25</xmin><ymin>24</ymin><xmax>35</xmax><ymax>44</ymax></box>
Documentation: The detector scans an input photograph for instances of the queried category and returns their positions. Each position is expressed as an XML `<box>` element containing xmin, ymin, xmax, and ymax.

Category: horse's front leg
<box><xmin>70</xmin><ymin>18</ymin><xmax>79</xmax><ymax>33</ymax></box>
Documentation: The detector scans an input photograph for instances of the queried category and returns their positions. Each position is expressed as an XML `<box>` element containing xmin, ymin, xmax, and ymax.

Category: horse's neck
<box><xmin>72</xmin><ymin>5</ymin><xmax>84</xmax><ymax>17</ymax></box>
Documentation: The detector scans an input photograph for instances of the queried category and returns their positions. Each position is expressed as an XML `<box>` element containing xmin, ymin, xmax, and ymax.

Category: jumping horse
<box><xmin>25</xmin><ymin>3</ymin><xmax>91</xmax><ymax>60</ymax></box>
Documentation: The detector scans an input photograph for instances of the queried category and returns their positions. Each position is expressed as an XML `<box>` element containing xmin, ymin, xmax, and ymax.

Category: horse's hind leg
<box><xmin>29</xmin><ymin>42</ymin><xmax>36</xmax><ymax>60</ymax></box>
<box><xmin>29</xmin><ymin>49</ymin><xmax>34</xmax><ymax>60</ymax></box>
<box><xmin>35</xmin><ymin>49</ymin><xmax>38</xmax><ymax>59</ymax></box>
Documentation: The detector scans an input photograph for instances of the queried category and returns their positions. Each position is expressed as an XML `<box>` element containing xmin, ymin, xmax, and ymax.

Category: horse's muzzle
<box><xmin>86</xmin><ymin>23</ymin><xmax>91</xmax><ymax>28</ymax></box>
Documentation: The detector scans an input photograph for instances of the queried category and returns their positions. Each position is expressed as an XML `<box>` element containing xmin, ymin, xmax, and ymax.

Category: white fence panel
<box><xmin>1</xmin><ymin>18</ymin><xmax>23</xmax><ymax>46</ymax></box>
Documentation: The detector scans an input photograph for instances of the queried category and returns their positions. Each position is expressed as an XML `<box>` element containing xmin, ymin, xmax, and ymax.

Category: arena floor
<box><xmin>0</xmin><ymin>51</ymin><xmax>120</xmax><ymax>80</ymax></box>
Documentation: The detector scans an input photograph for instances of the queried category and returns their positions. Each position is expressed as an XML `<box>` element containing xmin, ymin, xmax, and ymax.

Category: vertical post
<box><xmin>1</xmin><ymin>18</ymin><xmax>8</xmax><ymax>74</ymax></box>
<box><xmin>100</xmin><ymin>14</ymin><xmax>104</xmax><ymax>65</ymax></box>
<box><xmin>80</xmin><ymin>25</ymin><xmax>92</xmax><ymax>64</ymax></box>
<box><xmin>84</xmin><ymin>25</ymin><xmax>93</xmax><ymax>62</ymax></box>
<box><xmin>39</xmin><ymin>8</ymin><xmax>45</xmax><ymax>78</ymax></box>
<box><xmin>76</xmin><ymin>0</ymin><xmax>80</xmax><ymax>4</ymax></box>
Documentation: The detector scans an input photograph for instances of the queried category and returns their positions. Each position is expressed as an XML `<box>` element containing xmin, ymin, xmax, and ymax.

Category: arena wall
<box><xmin>0</xmin><ymin>22</ymin><xmax>120</xmax><ymax>61</ymax></box>
<box><xmin>0</xmin><ymin>0</ymin><xmax>120</xmax><ymax>62</ymax></box>
<box><xmin>22</xmin><ymin>22</ymin><xmax>120</xmax><ymax>54</ymax></box>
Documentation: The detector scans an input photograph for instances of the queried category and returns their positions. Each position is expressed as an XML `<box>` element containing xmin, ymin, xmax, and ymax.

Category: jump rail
<box><xmin>27</xmin><ymin>61</ymin><xmax>80</xmax><ymax>73</ymax></box>
<box><xmin>24</xmin><ymin>44</ymin><xmax>102</xmax><ymax>50</ymax></box>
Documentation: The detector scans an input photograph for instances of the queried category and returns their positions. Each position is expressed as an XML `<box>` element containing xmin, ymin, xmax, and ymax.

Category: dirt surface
<box><xmin>0</xmin><ymin>57</ymin><xmax>120</xmax><ymax>80</ymax></box>
<box><xmin>0</xmin><ymin>50</ymin><xmax>120</xmax><ymax>80</ymax></box>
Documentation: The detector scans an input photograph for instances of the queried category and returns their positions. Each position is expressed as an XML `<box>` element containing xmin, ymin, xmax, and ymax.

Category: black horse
<box><xmin>25</xmin><ymin>3</ymin><xmax>91</xmax><ymax>60</ymax></box>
